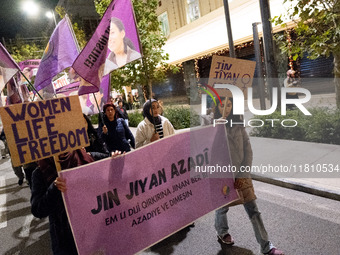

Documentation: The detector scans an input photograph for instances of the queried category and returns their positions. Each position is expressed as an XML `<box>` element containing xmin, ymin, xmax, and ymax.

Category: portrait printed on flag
<box><xmin>102</xmin><ymin>17</ymin><xmax>141</xmax><ymax>76</ymax></box>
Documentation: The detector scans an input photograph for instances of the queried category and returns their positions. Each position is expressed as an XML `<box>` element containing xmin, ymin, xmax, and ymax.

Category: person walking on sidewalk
<box><xmin>283</xmin><ymin>69</ymin><xmax>299</xmax><ymax>110</ymax></box>
<box><xmin>214</xmin><ymin>97</ymin><xmax>284</xmax><ymax>255</ymax></box>
<box><xmin>117</xmin><ymin>99</ymin><xmax>129</xmax><ymax>126</ymax></box>
<box><xmin>0</xmin><ymin>129</ymin><xmax>9</xmax><ymax>159</ymax></box>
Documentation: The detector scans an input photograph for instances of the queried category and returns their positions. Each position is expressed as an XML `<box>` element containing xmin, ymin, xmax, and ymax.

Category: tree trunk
<box><xmin>148</xmin><ymin>79</ymin><xmax>153</xmax><ymax>99</ymax></box>
<box><xmin>142</xmin><ymin>80</ymin><xmax>153</xmax><ymax>101</ymax></box>
<box><xmin>334</xmin><ymin>53</ymin><xmax>340</xmax><ymax>108</ymax></box>
<box><xmin>142</xmin><ymin>85</ymin><xmax>149</xmax><ymax>102</ymax></box>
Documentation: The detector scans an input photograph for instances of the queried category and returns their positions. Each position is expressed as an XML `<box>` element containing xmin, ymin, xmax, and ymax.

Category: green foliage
<box><xmin>9</xmin><ymin>6</ymin><xmax>87</xmax><ymax>62</ymax></box>
<box><xmin>250</xmin><ymin>107</ymin><xmax>340</xmax><ymax>145</ymax></box>
<box><xmin>94</xmin><ymin>0</ymin><xmax>180</xmax><ymax>98</ymax></box>
<box><xmin>250</xmin><ymin>110</ymin><xmax>306</xmax><ymax>141</ymax></box>
<box><xmin>163</xmin><ymin>106</ymin><xmax>201</xmax><ymax>130</ymax></box>
<box><xmin>8</xmin><ymin>36</ymin><xmax>47</xmax><ymax>62</ymax></box>
<box><xmin>273</xmin><ymin>0</ymin><xmax>340</xmax><ymax>60</ymax></box>
<box><xmin>272</xmin><ymin>0</ymin><xmax>340</xmax><ymax>107</ymax></box>
<box><xmin>128</xmin><ymin>111</ymin><xmax>144</xmax><ymax>127</ymax></box>
<box><xmin>55</xmin><ymin>6</ymin><xmax>87</xmax><ymax>50</ymax></box>
<box><xmin>90</xmin><ymin>114</ymin><xmax>99</xmax><ymax>125</ymax></box>
<box><xmin>302</xmin><ymin>108</ymin><xmax>340</xmax><ymax>144</ymax></box>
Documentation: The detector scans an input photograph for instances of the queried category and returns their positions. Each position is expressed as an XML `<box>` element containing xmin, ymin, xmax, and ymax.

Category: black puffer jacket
<box><xmin>99</xmin><ymin>116</ymin><xmax>135</xmax><ymax>153</ymax></box>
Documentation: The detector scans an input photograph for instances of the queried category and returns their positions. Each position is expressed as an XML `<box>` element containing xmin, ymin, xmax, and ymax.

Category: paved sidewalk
<box><xmin>244</xmin><ymin>93</ymin><xmax>339</xmax><ymax>201</ymax></box>
<box><xmin>130</xmin><ymin>92</ymin><xmax>340</xmax><ymax>201</ymax></box>
<box><xmin>130</xmin><ymin>126</ymin><xmax>340</xmax><ymax>201</ymax></box>
<box><xmin>250</xmin><ymin>137</ymin><xmax>340</xmax><ymax>201</ymax></box>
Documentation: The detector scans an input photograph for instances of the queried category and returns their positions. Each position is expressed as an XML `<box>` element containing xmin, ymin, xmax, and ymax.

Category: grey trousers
<box><xmin>215</xmin><ymin>200</ymin><xmax>275</xmax><ymax>254</ymax></box>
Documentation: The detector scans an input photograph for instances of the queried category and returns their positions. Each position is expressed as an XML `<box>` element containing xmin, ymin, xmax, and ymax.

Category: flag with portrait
<box><xmin>72</xmin><ymin>0</ymin><xmax>142</xmax><ymax>96</ymax></box>
<box><xmin>0</xmin><ymin>43</ymin><xmax>20</xmax><ymax>92</ymax></box>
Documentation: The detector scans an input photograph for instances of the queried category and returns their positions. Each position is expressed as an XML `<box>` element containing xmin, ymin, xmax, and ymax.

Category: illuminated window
<box><xmin>158</xmin><ymin>12</ymin><xmax>170</xmax><ymax>37</ymax></box>
<box><xmin>185</xmin><ymin>0</ymin><xmax>200</xmax><ymax>24</ymax></box>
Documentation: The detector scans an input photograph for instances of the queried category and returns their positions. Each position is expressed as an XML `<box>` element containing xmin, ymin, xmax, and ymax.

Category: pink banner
<box><xmin>61</xmin><ymin>125</ymin><xmax>238</xmax><ymax>255</ymax></box>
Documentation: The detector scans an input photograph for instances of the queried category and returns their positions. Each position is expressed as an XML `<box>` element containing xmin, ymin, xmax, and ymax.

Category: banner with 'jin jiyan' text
<box><xmin>61</xmin><ymin>125</ymin><xmax>239</xmax><ymax>255</ymax></box>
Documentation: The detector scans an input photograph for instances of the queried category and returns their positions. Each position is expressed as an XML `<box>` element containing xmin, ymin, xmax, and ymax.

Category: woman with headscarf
<box><xmin>135</xmin><ymin>99</ymin><xmax>175</xmax><ymax>149</ymax></box>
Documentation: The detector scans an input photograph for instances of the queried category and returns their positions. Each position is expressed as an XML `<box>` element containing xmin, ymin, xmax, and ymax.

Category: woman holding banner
<box><xmin>31</xmin><ymin>149</ymin><xmax>123</xmax><ymax>255</ymax></box>
<box><xmin>135</xmin><ymin>99</ymin><xmax>175</xmax><ymax>149</ymax></box>
<box><xmin>30</xmin><ymin>150</ymin><xmax>94</xmax><ymax>255</ymax></box>
<box><xmin>213</xmin><ymin>97</ymin><xmax>284</xmax><ymax>255</ymax></box>
<box><xmin>99</xmin><ymin>103</ymin><xmax>135</xmax><ymax>153</ymax></box>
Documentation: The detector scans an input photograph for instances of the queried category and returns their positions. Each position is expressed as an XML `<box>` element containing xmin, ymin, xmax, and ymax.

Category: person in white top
<box><xmin>135</xmin><ymin>99</ymin><xmax>175</xmax><ymax>149</ymax></box>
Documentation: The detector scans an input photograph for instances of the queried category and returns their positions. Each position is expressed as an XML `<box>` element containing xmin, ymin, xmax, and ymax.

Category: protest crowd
<box><xmin>0</xmin><ymin>1</ymin><xmax>284</xmax><ymax>254</ymax></box>
<box><xmin>0</xmin><ymin>91</ymin><xmax>284</xmax><ymax>255</ymax></box>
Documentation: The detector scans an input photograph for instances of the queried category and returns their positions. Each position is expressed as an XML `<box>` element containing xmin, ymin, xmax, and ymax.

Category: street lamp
<box><xmin>22</xmin><ymin>1</ymin><xmax>39</xmax><ymax>16</ymax></box>
<box><xmin>46</xmin><ymin>10</ymin><xmax>57</xmax><ymax>27</ymax></box>
<box><xmin>22</xmin><ymin>1</ymin><xmax>57</xmax><ymax>27</ymax></box>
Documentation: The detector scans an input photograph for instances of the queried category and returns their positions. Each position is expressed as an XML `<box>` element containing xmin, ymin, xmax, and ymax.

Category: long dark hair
<box><xmin>110</xmin><ymin>17</ymin><xmax>135</xmax><ymax>53</ymax></box>
<box><xmin>214</xmin><ymin>97</ymin><xmax>243</xmax><ymax>124</ymax></box>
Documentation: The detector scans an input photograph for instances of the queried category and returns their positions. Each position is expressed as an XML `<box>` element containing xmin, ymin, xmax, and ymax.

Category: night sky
<box><xmin>0</xmin><ymin>0</ymin><xmax>60</xmax><ymax>40</ymax></box>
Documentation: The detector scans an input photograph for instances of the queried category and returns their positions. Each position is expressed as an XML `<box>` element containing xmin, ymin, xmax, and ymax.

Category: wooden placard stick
<box><xmin>54</xmin><ymin>155</ymin><xmax>62</xmax><ymax>172</ymax></box>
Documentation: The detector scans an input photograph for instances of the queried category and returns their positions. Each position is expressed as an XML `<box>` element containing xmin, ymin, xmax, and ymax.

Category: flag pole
<box><xmin>142</xmin><ymin>56</ymin><xmax>156</xmax><ymax>133</ymax></box>
<box><xmin>19</xmin><ymin>70</ymin><xmax>43</xmax><ymax>100</ymax></box>
<box><xmin>65</xmin><ymin>14</ymin><xmax>81</xmax><ymax>53</ymax></box>
<box><xmin>93</xmin><ymin>93</ymin><xmax>105</xmax><ymax>126</ymax></box>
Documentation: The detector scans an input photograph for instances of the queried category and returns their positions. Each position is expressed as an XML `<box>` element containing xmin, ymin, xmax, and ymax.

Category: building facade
<box><xmin>155</xmin><ymin>0</ymin><xmax>334</xmax><ymax>102</ymax></box>
<box><xmin>57</xmin><ymin>0</ymin><xmax>100</xmax><ymax>38</ymax></box>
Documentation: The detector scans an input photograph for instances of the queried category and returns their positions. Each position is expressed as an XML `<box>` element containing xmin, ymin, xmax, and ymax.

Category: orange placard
<box><xmin>0</xmin><ymin>95</ymin><xmax>89</xmax><ymax>166</ymax></box>
<box><xmin>208</xmin><ymin>56</ymin><xmax>256</xmax><ymax>99</ymax></box>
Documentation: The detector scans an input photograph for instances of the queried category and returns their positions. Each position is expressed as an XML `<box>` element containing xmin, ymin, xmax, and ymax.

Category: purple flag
<box><xmin>55</xmin><ymin>75</ymin><xmax>111</xmax><ymax>116</ymax></box>
<box><xmin>34</xmin><ymin>16</ymin><xmax>79</xmax><ymax>92</ymax></box>
<box><xmin>18</xmin><ymin>59</ymin><xmax>41</xmax><ymax>102</ymax></box>
<box><xmin>79</xmin><ymin>74</ymin><xmax>111</xmax><ymax>115</ymax></box>
<box><xmin>18</xmin><ymin>59</ymin><xmax>41</xmax><ymax>81</ymax></box>
<box><xmin>0</xmin><ymin>43</ymin><xmax>20</xmax><ymax>92</ymax></box>
<box><xmin>73</xmin><ymin>0</ymin><xmax>142</xmax><ymax>95</ymax></box>
<box><xmin>55</xmin><ymin>81</ymin><xmax>80</xmax><ymax>95</ymax></box>
<box><xmin>6</xmin><ymin>78</ymin><xmax>23</xmax><ymax>105</ymax></box>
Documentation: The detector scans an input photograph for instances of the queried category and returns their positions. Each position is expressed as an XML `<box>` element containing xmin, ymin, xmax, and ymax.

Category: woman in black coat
<box><xmin>83</xmin><ymin>114</ymin><xmax>110</xmax><ymax>160</ymax></box>
<box><xmin>30</xmin><ymin>151</ymin><xmax>94</xmax><ymax>255</ymax></box>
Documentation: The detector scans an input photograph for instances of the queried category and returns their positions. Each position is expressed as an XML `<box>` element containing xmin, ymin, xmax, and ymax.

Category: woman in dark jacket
<box><xmin>98</xmin><ymin>103</ymin><xmax>135</xmax><ymax>153</ymax></box>
<box><xmin>117</xmin><ymin>99</ymin><xmax>129</xmax><ymax>120</ymax></box>
<box><xmin>83</xmin><ymin>114</ymin><xmax>110</xmax><ymax>160</ymax></box>
<box><xmin>30</xmin><ymin>150</ymin><xmax>94</xmax><ymax>255</ymax></box>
